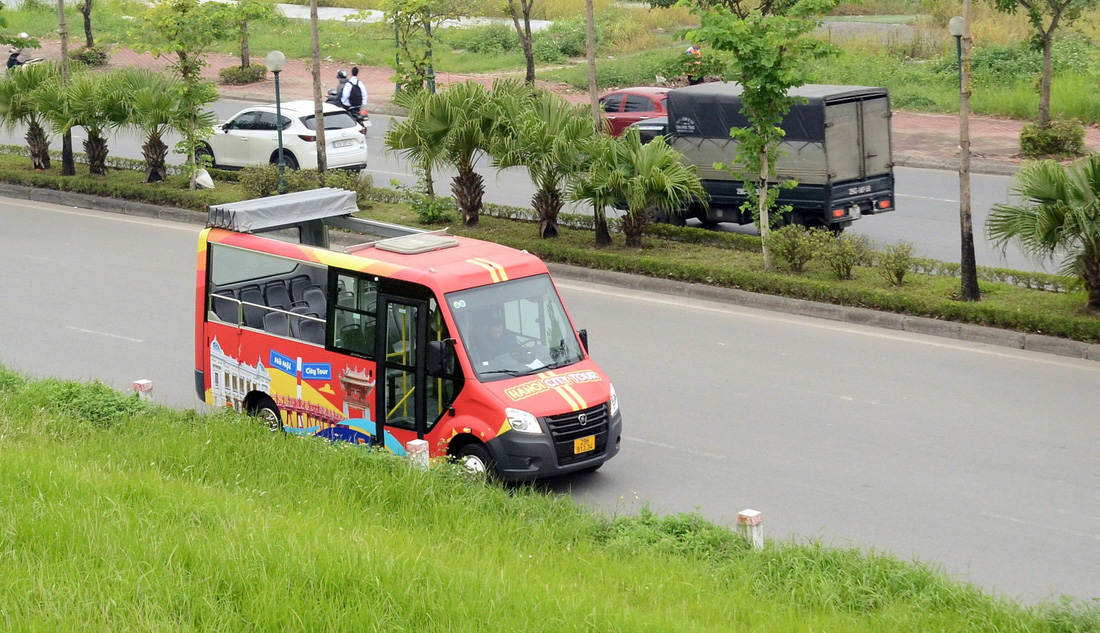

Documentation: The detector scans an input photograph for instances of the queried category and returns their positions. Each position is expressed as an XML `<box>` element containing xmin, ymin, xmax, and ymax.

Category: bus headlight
<box><xmin>506</xmin><ymin>408</ymin><xmax>543</xmax><ymax>434</ymax></box>
<box><xmin>609</xmin><ymin>383</ymin><xmax>619</xmax><ymax>417</ymax></box>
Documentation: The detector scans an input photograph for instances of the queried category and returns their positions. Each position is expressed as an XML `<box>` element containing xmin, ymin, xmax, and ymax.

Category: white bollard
<box><xmin>738</xmin><ymin>509</ymin><xmax>764</xmax><ymax>550</ymax></box>
<box><xmin>132</xmin><ymin>379</ymin><xmax>154</xmax><ymax>402</ymax></box>
<box><xmin>407</xmin><ymin>439</ymin><xmax>429</xmax><ymax>470</ymax></box>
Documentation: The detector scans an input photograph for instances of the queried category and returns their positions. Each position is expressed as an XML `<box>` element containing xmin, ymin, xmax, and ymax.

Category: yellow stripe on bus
<box><xmin>472</xmin><ymin>257</ymin><xmax>509</xmax><ymax>282</ymax></box>
<box><xmin>466</xmin><ymin>258</ymin><xmax>501</xmax><ymax>283</ymax></box>
<box><xmin>541</xmin><ymin>371</ymin><xmax>582</xmax><ymax>412</ymax></box>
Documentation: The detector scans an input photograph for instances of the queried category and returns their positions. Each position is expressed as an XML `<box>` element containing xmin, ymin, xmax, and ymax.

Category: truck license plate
<box><xmin>574</xmin><ymin>435</ymin><xmax>595</xmax><ymax>454</ymax></box>
<box><xmin>333</xmin><ymin>139</ymin><xmax>354</xmax><ymax>148</ymax></box>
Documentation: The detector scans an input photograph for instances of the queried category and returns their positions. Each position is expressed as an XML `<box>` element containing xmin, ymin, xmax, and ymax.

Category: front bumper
<box><xmin>486</xmin><ymin>410</ymin><xmax>623</xmax><ymax>482</ymax></box>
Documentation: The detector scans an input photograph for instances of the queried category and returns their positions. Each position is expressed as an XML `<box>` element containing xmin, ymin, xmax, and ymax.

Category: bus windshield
<box><xmin>447</xmin><ymin>274</ymin><xmax>585</xmax><ymax>382</ymax></box>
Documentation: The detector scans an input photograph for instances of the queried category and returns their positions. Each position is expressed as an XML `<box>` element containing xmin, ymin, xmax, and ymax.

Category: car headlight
<box><xmin>506</xmin><ymin>408</ymin><xmax>543</xmax><ymax>434</ymax></box>
<box><xmin>609</xmin><ymin>383</ymin><xmax>619</xmax><ymax>417</ymax></box>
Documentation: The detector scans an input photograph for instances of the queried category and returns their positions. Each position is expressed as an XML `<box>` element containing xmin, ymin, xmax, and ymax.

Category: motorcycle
<box><xmin>6</xmin><ymin>49</ymin><xmax>43</xmax><ymax>70</ymax></box>
<box><xmin>326</xmin><ymin>73</ymin><xmax>371</xmax><ymax>129</ymax></box>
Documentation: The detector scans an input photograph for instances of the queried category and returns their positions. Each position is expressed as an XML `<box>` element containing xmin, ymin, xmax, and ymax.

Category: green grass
<box><xmin>1</xmin><ymin>367</ymin><xmax>1098</xmax><ymax>631</ymax></box>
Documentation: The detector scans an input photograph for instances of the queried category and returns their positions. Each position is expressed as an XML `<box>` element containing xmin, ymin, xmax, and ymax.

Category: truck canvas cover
<box><xmin>667</xmin><ymin>83</ymin><xmax>888</xmax><ymax>143</ymax></box>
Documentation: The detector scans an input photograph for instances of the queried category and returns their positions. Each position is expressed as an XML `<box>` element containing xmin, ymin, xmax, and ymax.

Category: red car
<box><xmin>599</xmin><ymin>87</ymin><xmax>668</xmax><ymax>136</ymax></box>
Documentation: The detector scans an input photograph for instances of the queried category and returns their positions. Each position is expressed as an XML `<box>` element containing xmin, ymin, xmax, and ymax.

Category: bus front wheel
<box><xmin>456</xmin><ymin>443</ymin><xmax>494</xmax><ymax>476</ymax></box>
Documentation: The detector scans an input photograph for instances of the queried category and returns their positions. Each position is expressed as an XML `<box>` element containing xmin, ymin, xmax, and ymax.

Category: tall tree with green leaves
<box><xmin>506</xmin><ymin>0</ymin><xmax>536</xmax><ymax>85</ymax></box>
<box><xmin>992</xmin><ymin>0</ymin><xmax>1097</xmax><ymax>128</ymax></box>
<box><xmin>648</xmin><ymin>0</ymin><xmax>797</xmax><ymax>18</ymax></box>
<box><xmin>988</xmin><ymin>156</ymin><xmax>1100</xmax><ymax>313</ymax></box>
<box><xmin>119</xmin><ymin>69</ymin><xmax>198</xmax><ymax>183</ymax></box>
<box><xmin>493</xmin><ymin>91</ymin><xmax>597</xmax><ymax>238</ymax></box>
<box><xmin>0</xmin><ymin>63</ymin><xmax>60</xmax><ymax>171</ymax></box>
<box><xmin>570</xmin><ymin>130</ymin><xmax>706</xmax><ymax>248</ymax></box>
<box><xmin>691</xmin><ymin>0</ymin><xmax>835</xmax><ymax>271</ymax></box>
<box><xmin>132</xmin><ymin>0</ymin><xmax>232</xmax><ymax>188</ymax></box>
<box><xmin>228</xmin><ymin>0</ymin><xmax>275</xmax><ymax>68</ymax></box>
<box><xmin>32</xmin><ymin>70</ymin><xmax>129</xmax><ymax>176</ymax></box>
<box><xmin>385</xmin><ymin>0</ymin><xmax>472</xmax><ymax>92</ymax></box>
<box><xmin>385</xmin><ymin>87</ymin><xmax>444</xmax><ymax>198</ymax></box>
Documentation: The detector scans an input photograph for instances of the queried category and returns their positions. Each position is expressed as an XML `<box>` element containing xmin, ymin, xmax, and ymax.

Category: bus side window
<box><xmin>332</xmin><ymin>273</ymin><xmax>377</xmax><ymax>357</ymax></box>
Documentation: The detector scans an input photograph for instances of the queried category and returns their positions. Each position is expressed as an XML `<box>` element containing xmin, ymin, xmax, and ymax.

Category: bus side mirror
<box><xmin>578</xmin><ymin>329</ymin><xmax>588</xmax><ymax>355</ymax></box>
<box><xmin>428</xmin><ymin>339</ymin><xmax>454</xmax><ymax>378</ymax></box>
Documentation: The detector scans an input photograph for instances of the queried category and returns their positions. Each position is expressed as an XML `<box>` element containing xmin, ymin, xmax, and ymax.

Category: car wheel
<box><xmin>251</xmin><ymin>398</ymin><xmax>282</xmax><ymax>433</ymax></box>
<box><xmin>195</xmin><ymin>143</ymin><xmax>215</xmax><ymax>168</ymax></box>
<box><xmin>272</xmin><ymin>152</ymin><xmax>299</xmax><ymax>170</ymax></box>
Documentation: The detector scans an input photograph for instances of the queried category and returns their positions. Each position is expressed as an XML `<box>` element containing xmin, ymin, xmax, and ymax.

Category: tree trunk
<box><xmin>81</xmin><ymin>0</ymin><xmax>93</xmax><ymax>48</ymax></box>
<box><xmin>958</xmin><ymin>0</ymin><xmax>980</xmax><ymax>301</ymax></box>
<box><xmin>508</xmin><ymin>0</ymin><xmax>535</xmax><ymax>85</ymax></box>
<box><xmin>1084</xmin><ymin>246</ymin><xmax>1100</xmax><ymax>314</ymax></box>
<box><xmin>310</xmin><ymin>0</ymin><xmax>327</xmax><ymax>175</ymax></box>
<box><xmin>622</xmin><ymin>208</ymin><xmax>648</xmax><ymax>248</ymax></box>
<box><xmin>532</xmin><ymin>187</ymin><xmax>562</xmax><ymax>238</ymax></box>
<box><xmin>143</xmin><ymin>130</ymin><xmax>168</xmax><ymax>183</ymax></box>
<box><xmin>26</xmin><ymin>120</ymin><xmax>50</xmax><ymax>170</ymax></box>
<box><xmin>84</xmin><ymin>133</ymin><xmax>108</xmax><ymax>176</ymax></box>
<box><xmin>1038</xmin><ymin>33</ymin><xmax>1053</xmax><ymax>128</ymax></box>
<box><xmin>240</xmin><ymin>19</ymin><xmax>250</xmax><ymax>68</ymax></box>
<box><xmin>58</xmin><ymin>0</ymin><xmax>75</xmax><ymax>176</ymax></box>
<box><xmin>424</xmin><ymin>161</ymin><xmax>436</xmax><ymax>199</ymax></box>
<box><xmin>594</xmin><ymin>206</ymin><xmax>611</xmax><ymax>247</ymax></box>
<box><xmin>585</xmin><ymin>0</ymin><xmax>599</xmax><ymax>131</ymax></box>
<box><xmin>758</xmin><ymin>147</ymin><xmax>773</xmax><ymax>271</ymax></box>
<box><xmin>453</xmin><ymin>167</ymin><xmax>484</xmax><ymax>227</ymax></box>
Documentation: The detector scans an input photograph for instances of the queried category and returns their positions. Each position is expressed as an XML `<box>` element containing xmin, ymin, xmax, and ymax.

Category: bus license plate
<box><xmin>333</xmin><ymin>139</ymin><xmax>354</xmax><ymax>148</ymax></box>
<box><xmin>574</xmin><ymin>435</ymin><xmax>595</xmax><ymax>454</ymax></box>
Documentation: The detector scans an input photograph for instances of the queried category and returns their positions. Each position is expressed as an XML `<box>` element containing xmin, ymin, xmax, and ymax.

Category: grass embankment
<box><xmin>2</xmin><ymin>367</ymin><xmax>1097</xmax><ymax>631</ymax></box>
<box><xmin>1</xmin><ymin>152</ymin><xmax>1097</xmax><ymax>342</ymax></box>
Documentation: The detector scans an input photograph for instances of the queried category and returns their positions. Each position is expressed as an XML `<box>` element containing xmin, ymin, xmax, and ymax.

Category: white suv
<box><xmin>197</xmin><ymin>100</ymin><xmax>368</xmax><ymax>171</ymax></box>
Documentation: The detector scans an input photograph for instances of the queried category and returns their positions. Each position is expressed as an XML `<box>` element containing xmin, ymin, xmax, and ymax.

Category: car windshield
<box><xmin>301</xmin><ymin>112</ymin><xmax>358</xmax><ymax>131</ymax></box>
<box><xmin>446</xmin><ymin>274</ymin><xmax>585</xmax><ymax>382</ymax></box>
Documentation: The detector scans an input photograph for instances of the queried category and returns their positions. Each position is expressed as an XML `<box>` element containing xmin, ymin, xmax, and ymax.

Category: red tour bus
<box><xmin>195</xmin><ymin>188</ymin><xmax>621</xmax><ymax>480</ymax></box>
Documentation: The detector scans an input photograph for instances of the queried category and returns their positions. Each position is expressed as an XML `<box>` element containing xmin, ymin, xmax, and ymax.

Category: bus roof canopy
<box><xmin>207</xmin><ymin>187</ymin><xmax>359</xmax><ymax>233</ymax></box>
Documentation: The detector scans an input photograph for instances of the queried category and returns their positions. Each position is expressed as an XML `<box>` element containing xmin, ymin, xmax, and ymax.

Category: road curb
<box><xmin>6</xmin><ymin>183</ymin><xmax>1093</xmax><ymax>363</ymax></box>
<box><xmin>545</xmin><ymin>262</ymin><xmax>1099</xmax><ymax>363</ymax></box>
<box><xmin>893</xmin><ymin>157</ymin><xmax>1021</xmax><ymax>176</ymax></box>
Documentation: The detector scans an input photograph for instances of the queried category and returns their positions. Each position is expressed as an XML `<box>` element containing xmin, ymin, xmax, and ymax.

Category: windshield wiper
<box><xmin>479</xmin><ymin>368</ymin><xmax>527</xmax><ymax>377</ymax></box>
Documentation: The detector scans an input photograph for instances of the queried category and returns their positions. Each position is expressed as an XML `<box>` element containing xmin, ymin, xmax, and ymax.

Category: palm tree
<box><xmin>570</xmin><ymin>129</ymin><xmax>706</xmax><ymax>248</ymax></box>
<box><xmin>118</xmin><ymin>69</ymin><xmax>190</xmax><ymax>183</ymax></box>
<box><xmin>390</xmin><ymin>80</ymin><xmax>526</xmax><ymax>227</ymax></box>
<box><xmin>0</xmin><ymin>63</ymin><xmax>61</xmax><ymax>171</ymax></box>
<box><xmin>385</xmin><ymin>87</ymin><xmax>445</xmax><ymax>199</ymax></box>
<box><xmin>493</xmin><ymin>90</ymin><xmax>597</xmax><ymax>239</ymax></box>
<box><xmin>32</xmin><ymin>70</ymin><xmax>128</xmax><ymax>175</ymax></box>
<box><xmin>988</xmin><ymin>156</ymin><xmax>1100</xmax><ymax>314</ymax></box>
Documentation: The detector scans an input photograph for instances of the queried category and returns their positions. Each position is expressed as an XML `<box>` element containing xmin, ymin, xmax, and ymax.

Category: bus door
<box><xmin>374</xmin><ymin>294</ymin><xmax>429</xmax><ymax>441</ymax></box>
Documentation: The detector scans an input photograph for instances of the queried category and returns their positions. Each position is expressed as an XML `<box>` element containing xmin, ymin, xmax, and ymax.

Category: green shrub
<box><xmin>1020</xmin><ymin>120</ymin><xmax>1085</xmax><ymax>158</ymax></box>
<box><xmin>440</xmin><ymin>24</ymin><xmax>520</xmax><ymax>55</ymax></box>
<box><xmin>876</xmin><ymin>241</ymin><xmax>914</xmax><ymax>287</ymax></box>
<box><xmin>240</xmin><ymin>164</ymin><xmax>281</xmax><ymax>198</ymax></box>
<box><xmin>218</xmin><ymin>64</ymin><xmax>267</xmax><ymax>86</ymax></box>
<box><xmin>765</xmin><ymin>224</ymin><xmax>829</xmax><ymax>274</ymax></box>
<box><xmin>819</xmin><ymin>233</ymin><xmax>874</xmax><ymax>280</ymax></box>
<box><xmin>69</xmin><ymin>45</ymin><xmax>109</xmax><ymax>67</ymax></box>
<box><xmin>240</xmin><ymin>164</ymin><xmax>374</xmax><ymax>204</ymax></box>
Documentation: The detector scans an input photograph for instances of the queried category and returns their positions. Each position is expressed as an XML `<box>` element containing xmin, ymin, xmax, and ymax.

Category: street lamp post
<box><xmin>265</xmin><ymin>50</ymin><xmax>288</xmax><ymax>195</ymax></box>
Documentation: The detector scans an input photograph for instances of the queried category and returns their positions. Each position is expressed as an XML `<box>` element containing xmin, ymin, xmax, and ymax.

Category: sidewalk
<box><xmin>28</xmin><ymin>41</ymin><xmax>1100</xmax><ymax>175</ymax></box>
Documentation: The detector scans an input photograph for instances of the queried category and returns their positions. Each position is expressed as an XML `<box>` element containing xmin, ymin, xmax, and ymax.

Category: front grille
<box><xmin>543</xmin><ymin>403</ymin><xmax>609</xmax><ymax>465</ymax></box>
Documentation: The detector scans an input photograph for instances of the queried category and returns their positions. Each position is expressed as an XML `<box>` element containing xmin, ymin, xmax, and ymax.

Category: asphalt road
<box><xmin>0</xmin><ymin>97</ymin><xmax>1047</xmax><ymax>273</ymax></box>
<box><xmin>2</xmin><ymin>197</ymin><xmax>1096</xmax><ymax>604</ymax></box>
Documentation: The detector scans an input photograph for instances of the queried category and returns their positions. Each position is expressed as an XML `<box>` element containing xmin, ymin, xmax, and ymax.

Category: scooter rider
<box><xmin>340</xmin><ymin>66</ymin><xmax>366</xmax><ymax>113</ymax></box>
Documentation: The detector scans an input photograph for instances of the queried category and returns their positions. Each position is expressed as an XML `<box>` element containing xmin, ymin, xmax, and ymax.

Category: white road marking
<box><xmin>65</xmin><ymin>326</ymin><xmax>144</xmax><ymax>343</ymax></box>
<box><xmin>623</xmin><ymin>435</ymin><xmax>728</xmax><ymax>460</ymax></box>
<box><xmin>896</xmin><ymin>193</ymin><xmax>957</xmax><ymax>203</ymax></box>
<box><xmin>557</xmin><ymin>281</ymin><xmax>1100</xmax><ymax>373</ymax></box>
<box><xmin>1</xmin><ymin>199</ymin><xmax>197</xmax><ymax>232</ymax></box>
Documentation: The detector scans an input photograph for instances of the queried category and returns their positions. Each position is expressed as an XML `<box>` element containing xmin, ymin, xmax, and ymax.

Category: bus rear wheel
<box><xmin>252</xmin><ymin>398</ymin><xmax>282</xmax><ymax>433</ymax></box>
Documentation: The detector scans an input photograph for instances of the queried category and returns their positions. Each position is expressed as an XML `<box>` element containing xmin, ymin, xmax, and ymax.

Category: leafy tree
<box><xmin>493</xmin><ymin>90</ymin><xmax>597</xmax><ymax>238</ymax></box>
<box><xmin>228</xmin><ymin>0</ymin><xmax>275</xmax><ymax>68</ymax></box>
<box><xmin>991</xmin><ymin>0</ymin><xmax>1097</xmax><ymax>128</ymax></box>
<box><xmin>506</xmin><ymin>0</ymin><xmax>536</xmax><ymax>84</ymax></box>
<box><xmin>32</xmin><ymin>70</ymin><xmax>129</xmax><ymax>175</ymax></box>
<box><xmin>131</xmin><ymin>0</ymin><xmax>233</xmax><ymax>189</ymax></box>
<box><xmin>988</xmin><ymin>156</ymin><xmax>1100</xmax><ymax>313</ymax></box>
<box><xmin>0</xmin><ymin>63</ymin><xmax>60</xmax><ymax>171</ymax></box>
<box><xmin>691</xmin><ymin>0</ymin><xmax>836</xmax><ymax>271</ymax></box>
<box><xmin>119</xmin><ymin>69</ymin><xmax>199</xmax><ymax>183</ymax></box>
<box><xmin>385</xmin><ymin>0</ymin><xmax>472</xmax><ymax>92</ymax></box>
<box><xmin>80</xmin><ymin>0</ymin><xmax>94</xmax><ymax>48</ymax></box>
<box><xmin>570</xmin><ymin>129</ymin><xmax>706</xmax><ymax>248</ymax></box>
<box><xmin>648</xmin><ymin>0</ymin><xmax>798</xmax><ymax>18</ymax></box>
